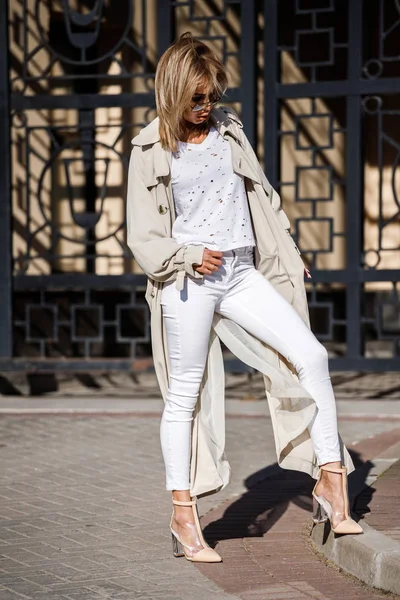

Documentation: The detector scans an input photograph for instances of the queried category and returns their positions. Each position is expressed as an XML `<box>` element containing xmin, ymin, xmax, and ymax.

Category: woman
<box><xmin>126</xmin><ymin>32</ymin><xmax>363</xmax><ymax>564</ymax></box>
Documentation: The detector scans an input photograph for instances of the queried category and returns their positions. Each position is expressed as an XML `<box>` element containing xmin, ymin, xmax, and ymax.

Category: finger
<box><xmin>206</xmin><ymin>262</ymin><xmax>220</xmax><ymax>271</ymax></box>
<box><xmin>204</xmin><ymin>249</ymin><xmax>223</xmax><ymax>259</ymax></box>
<box><xmin>196</xmin><ymin>266</ymin><xmax>212</xmax><ymax>275</ymax></box>
<box><xmin>209</xmin><ymin>257</ymin><xmax>222</xmax><ymax>267</ymax></box>
<box><xmin>202</xmin><ymin>265</ymin><xmax>213</xmax><ymax>273</ymax></box>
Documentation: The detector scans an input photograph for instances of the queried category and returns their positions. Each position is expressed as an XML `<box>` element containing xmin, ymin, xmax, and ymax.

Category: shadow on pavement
<box><xmin>202</xmin><ymin>449</ymin><xmax>374</xmax><ymax>547</ymax></box>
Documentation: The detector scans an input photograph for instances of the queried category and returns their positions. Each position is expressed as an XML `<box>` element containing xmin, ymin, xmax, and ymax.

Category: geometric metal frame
<box><xmin>1</xmin><ymin>0</ymin><xmax>400</xmax><ymax>373</ymax></box>
<box><xmin>266</xmin><ymin>0</ymin><xmax>400</xmax><ymax>372</ymax></box>
<box><xmin>295</xmin><ymin>166</ymin><xmax>334</xmax><ymax>203</ymax></box>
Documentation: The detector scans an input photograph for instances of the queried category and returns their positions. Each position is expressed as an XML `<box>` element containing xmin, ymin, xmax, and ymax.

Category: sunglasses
<box><xmin>190</xmin><ymin>91</ymin><xmax>225</xmax><ymax>112</ymax></box>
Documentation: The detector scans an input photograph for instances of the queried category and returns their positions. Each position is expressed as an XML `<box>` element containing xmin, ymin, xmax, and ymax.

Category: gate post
<box><xmin>263</xmin><ymin>0</ymin><xmax>278</xmax><ymax>185</ymax></box>
<box><xmin>0</xmin><ymin>0</ymin><xmax>12</xmax><ymax>358</ymax></box>
<box><xmin>346</xmin><ymin>0</ymin><xmax>363</xmax><ymax>362</ymax></box>
<box><xmin>157</xmin><ymin>0</ymin><xmax>174</xmax><ymax>59</ymax></box>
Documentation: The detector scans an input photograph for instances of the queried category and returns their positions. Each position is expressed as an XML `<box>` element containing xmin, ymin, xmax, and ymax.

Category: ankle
<box><xmin>320</xmin><ymin>461</ymin><xmax>342</xmax><ymax>469</ymax></box>
<box><xmin>319</xmin><ymin>463</ymin><xmax>343</xmax><ymax>486</ymax></box>
<box><xmin>172</xmin><ymin>489</ymin><xmax>191</xmax><ymax>502</ymax></box>
<box><xmin>173</xmin><ymin>504</ymin><xmax>195</xmax><ymax>526</ymax></box>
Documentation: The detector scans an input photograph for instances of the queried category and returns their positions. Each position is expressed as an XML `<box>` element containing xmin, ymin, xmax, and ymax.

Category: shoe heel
<box><xmin>171</xmin><ymin>533</ymin><xmax>185</xmax><ymax>558</ymax></box>
<box><xmin>312</xmin><ymin>495</ymin><xmax>329</xmax><ymax>524</ymax></box>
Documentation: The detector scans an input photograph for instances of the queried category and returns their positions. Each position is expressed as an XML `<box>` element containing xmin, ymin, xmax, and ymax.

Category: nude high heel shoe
<box><xmin>312</xmin><ymin>464</ymin><xmax>363</xmax><ymax>535</ymax></box>
<box><xmin>170</xmin><ymin>498</ymin><xmax>222</xmax><ymax>562</ymax></box>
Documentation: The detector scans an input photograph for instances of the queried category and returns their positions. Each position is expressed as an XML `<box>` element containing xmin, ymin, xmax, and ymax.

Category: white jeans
<box><xmin>160</xmin><ymin>246</ymin><xmax>341</xmax><ymax>491</ymax></box>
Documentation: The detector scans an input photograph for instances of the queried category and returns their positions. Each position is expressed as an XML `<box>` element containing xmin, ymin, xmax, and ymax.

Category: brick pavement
<box><xmin>0</xmin><ymin>393</ymin><xmax>399</xmax><ymax>599</ymax></box>
<box><xmin>196</xmin><ymin>428</ymin><xmax>400</xmax><ymax>600</ymax></box>
<box><xmin>356</xmin><ymin>458</ymin><xmax>400</xmax><ymax>543</ymax></box>
<box><xmin>0</xmin><ymin>414</ymin><xmax>242</xmax><ymax>600</ymax></box>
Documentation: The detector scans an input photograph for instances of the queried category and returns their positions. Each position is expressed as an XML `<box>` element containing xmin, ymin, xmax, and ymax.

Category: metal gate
<box><xmin>1</xmin><ymin>0</ymin><xmax>399</xmax><ymax>373</ymax></box>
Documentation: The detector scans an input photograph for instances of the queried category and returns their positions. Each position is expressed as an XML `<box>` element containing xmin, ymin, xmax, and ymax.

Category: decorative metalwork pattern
<box><xmin>272</xmin><ymin>0</ymin><xmax>400</xmax><ymax>370</ymax></box>
<box><xmin>362</xmin><ymin>283</ymin><xmax>400</xmax><ymax>359</ymax></box>
<box><xmin>278</xmin><ymin>97</ymin><xmax>346</xmax><ymax>269</ymax></box>
<box><xmin>169</xmin><ymin>0</ymin><xmax>256</xmax><ymax>142</ymax></box>
<box><xmin>361</xmin><ymin>95</ymin><xmax>400</xmax><ymax>271</ymax></box>
<box><xmin>11</xmin><ymin>112</ymin><xmax>137</xmax><ymax>275</ymax></box>
<box><xmin>277</xmin><ymin>0</ymin><xmax>348</xmax><ymax>84</ymax></box>
<box><xmin>362</xmin><ymin>0</ymin><xmax>400</xmax><ymax>80</ymax></box>
<box><xmin>306</xmin><ymin>283</ymin><xmax>346</xmax><ymax>344</ymax></box>
<box><xmin>9</xmin><ymin>0</ymin><xmax>156</xmax><ymax>94</ymax></box>
<box><xmin>1</xmin><ymin>0</ymin><xmax>400</xmax><ymax>372</ymax></box>
<box><xmin>5</xmin><ymin>0</ymin><xmax>156</xmax><ymax>369</ymax></box>
<box><xmin>13</xmin><ymin>287</ymin><xmax>150</xmax><ymax>359</ymax></box>
<box><xmin>171</xmin><ymin>0</ymin><xmax>239</xmax><ymax>64</ymax></box>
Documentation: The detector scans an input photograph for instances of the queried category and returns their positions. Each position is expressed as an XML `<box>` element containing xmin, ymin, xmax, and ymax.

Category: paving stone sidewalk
<box><xmin>0</xmin><ymin>376</ymin><xmax>400</xmax><ymax>599</ymax></box>
<box><xmin>356</xmin><ymin>458</ymin><xmax>400</xmax><ymax>543</ymax></box>
<box><xmin>196</xmin><ymin>427</ymin><xmax>400</xmax><ymax>600</ymax></box>
<box><xmin>0</xmin><ymin>413</ymin><xmax>247</xmax><ymax>600</ymax></box>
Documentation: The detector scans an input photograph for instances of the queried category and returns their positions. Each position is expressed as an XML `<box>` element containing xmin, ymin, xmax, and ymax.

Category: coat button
<box><xmin>158</xmin><ymin>204</ymin><xmax>169</xmax><ymax>214</ymax></box>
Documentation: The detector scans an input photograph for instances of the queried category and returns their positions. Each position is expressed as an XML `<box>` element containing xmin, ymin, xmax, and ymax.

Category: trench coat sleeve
<box><xmin>126</xmin><ymin>146</ymin><xmax>205</xmax><ymax>282</ymax></box>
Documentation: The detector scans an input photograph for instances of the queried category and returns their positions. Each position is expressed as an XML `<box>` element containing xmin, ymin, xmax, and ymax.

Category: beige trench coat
<box><xmin>126</xmin><ymin>105</ymin><xmax>354</xmax><ymax>498</ymax></box>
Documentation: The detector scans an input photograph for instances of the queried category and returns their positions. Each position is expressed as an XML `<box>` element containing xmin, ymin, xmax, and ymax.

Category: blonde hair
<box><xmin>155</xmin><ymin>32</ymin><xmax>228</xmax><ymax>152</ymax></box>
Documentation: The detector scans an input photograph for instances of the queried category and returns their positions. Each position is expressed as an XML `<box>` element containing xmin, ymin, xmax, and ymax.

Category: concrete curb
<box><xmin>310</xmin><ymin>452</ymin><xmax>400</xmax><ymax>596</ymax></box>
<box><xmin>311</xmin><ymin>520</ymin><xmax>400</xmax><ymax>595</ymax></box>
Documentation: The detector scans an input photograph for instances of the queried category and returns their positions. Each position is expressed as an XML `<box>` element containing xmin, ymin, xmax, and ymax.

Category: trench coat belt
<box><xmin>175</xmin><ymin>270</ymin><xmax>186</xmax><ymax>291</ymax></box>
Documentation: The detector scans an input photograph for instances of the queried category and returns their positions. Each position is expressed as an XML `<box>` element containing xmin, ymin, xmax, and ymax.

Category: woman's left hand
<box><xmin>304</xmin><ymin>267</ymin><xmax>312</xmax><ymax>279</ymax></box>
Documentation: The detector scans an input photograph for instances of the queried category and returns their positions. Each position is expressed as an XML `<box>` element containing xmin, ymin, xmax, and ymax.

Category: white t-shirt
<box><xmin>171</xmin><ymin>126</ymin><xmax>256</xmax><ymax>251</ymax></box>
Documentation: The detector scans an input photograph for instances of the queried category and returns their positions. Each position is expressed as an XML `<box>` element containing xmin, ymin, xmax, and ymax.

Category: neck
<box><xmin>181</xmin><ymin>117</ymin><xmax>211</xmax><ymax>141</ymax></box>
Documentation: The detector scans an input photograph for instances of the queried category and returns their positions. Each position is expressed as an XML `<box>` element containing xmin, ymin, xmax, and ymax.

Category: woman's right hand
<box><xmin>193</xmin><ymin>248</ymin><xmax>223</xmax><ymax>275</ymax></box>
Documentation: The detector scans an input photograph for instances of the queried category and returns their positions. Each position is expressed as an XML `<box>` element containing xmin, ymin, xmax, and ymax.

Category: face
<box><xmin>182</xmin><ymin>82</ymin><xmax>217</xmax><ymax>125</ymax></box>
